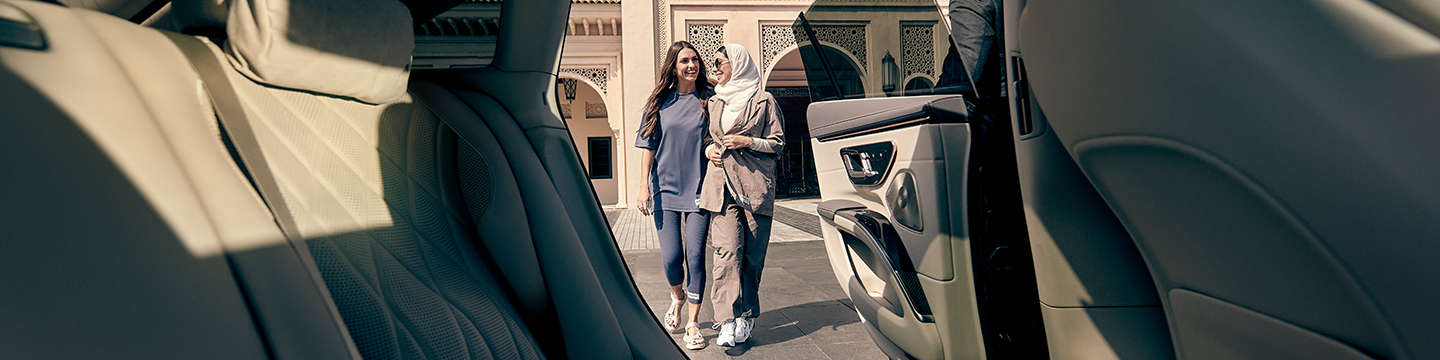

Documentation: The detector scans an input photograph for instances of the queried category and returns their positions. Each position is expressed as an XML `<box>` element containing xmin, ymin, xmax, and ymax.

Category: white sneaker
<box><xmin>733</xmin><ymin>317</ymin><xmax>753</xmax><ymax>344</ymax></box>
<box><xmin>715</xmin><ymin>321</ymin><xmax>736</xmax><ymax>347</ymax></box>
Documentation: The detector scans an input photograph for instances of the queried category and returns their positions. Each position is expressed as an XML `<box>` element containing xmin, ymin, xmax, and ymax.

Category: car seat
<box><xmin>0</xmin><ymin>0</ymin><xmax>677</xmax><ymax>358</ymax></box>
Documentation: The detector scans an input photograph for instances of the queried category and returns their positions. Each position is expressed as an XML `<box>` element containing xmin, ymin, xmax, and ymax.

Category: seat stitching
<box><xmin>233</xmin><ymin>86</ymin><xmax>376</xmax><ymax>234</ymax></box>
<box><xmin>239</xmin><ymin>84</ymin><xmax>535</xmax><ymax>358</ymax></box>
<box><xmin>372</xmin><ymin>234</ymin><xmax>459</xmax><ymax>360</ymax></box>
<box><xmin>405</xmin><ymin>126</ymin><xmax>522</xmax><ymax>360</ymax></box>
<box><xmin>239</xmin><ymin>90</ymin><xmax>477</xmax><ymax>359</ymax></box>
<box><xmin>366</xmin><ymin>99</ymin><xmax>497</xmax><ymax>277</ymax></box>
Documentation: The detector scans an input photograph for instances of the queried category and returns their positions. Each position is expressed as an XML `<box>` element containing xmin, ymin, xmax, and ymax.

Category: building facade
<box><xmin>417</xmin><ymin>0</ymin><xmax>952</xmax><ymax>207</ymax></box>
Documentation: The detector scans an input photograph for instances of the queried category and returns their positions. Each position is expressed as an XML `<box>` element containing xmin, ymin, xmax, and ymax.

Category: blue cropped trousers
<box><xmin>655</xmin><ymin>210</ymin><xmax>710</xmax><ymax>304</ymax></box>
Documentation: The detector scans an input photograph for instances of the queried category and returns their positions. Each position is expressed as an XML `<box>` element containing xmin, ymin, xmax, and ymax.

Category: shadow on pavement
<box><xmin>721</xmin><ymin>299</ymin><xmax>864</xmax><ymax>356</ymax></box>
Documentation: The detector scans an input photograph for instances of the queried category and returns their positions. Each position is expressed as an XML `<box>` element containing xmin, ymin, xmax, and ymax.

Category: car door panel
<box><xmin>810</xmin><ymin>96</ymin><xmax>985</xmax><ymax>360</ymax></box>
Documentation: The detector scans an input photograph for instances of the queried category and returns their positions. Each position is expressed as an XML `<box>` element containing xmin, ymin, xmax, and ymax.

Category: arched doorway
<box><xmin>764</xmin><ymin>49</ymin><xmax>820</xmax><ymax>198</ymax></box>
<box><xmin>904</xmin><ymin>75</ymin><xmax>935</xmax><ymax>95</ymax></box>
<box><xmin>796</xmin><ymin>43</ymin><xmax>867</xmax><ymax>101</ymax></box>
<box><xmin>555</xmin><ymin>76</ymin><xmax>619</xmax><ymax>204</ymax></box>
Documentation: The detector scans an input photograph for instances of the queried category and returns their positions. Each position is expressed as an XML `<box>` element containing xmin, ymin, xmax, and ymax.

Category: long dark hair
<box><xmin>640</xmin><ymin>41</ymin><xmax>713</xmax><ymax>139</ymax></box>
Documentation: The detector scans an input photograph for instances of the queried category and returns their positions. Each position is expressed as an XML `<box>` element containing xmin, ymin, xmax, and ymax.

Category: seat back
<box><xmin>1019</xmin><ymin>0</ymin><xmax>1440</xmax><ymax>358</ymax></box>
<box><xmin>1</xmin><ymin>0</ymin><xmax>549</xmax><ymax>358</ymax></box>
<box><xmin>0</xmin><ymin>1</ymin><xmax>300</xmax><ymax>358</ymax></box>
<box><xmin>215</xmin><ymin>64</ymin><xmax>547</xmax><ymax>360</ymax></box>
<box><xmin>187</xmin><ymin>0</ymin><xmax>547</xmax><ymax>358</ymax></box>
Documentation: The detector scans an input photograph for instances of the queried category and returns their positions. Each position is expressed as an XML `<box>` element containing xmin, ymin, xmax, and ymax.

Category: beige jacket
<box><xmin>698</xmin><ymin>91</ymin><xmax>786</xmax><ymax>216</ymax></box>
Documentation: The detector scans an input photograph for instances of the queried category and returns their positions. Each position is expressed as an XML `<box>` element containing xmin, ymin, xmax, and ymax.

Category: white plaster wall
<box><xmin>559</xmin><ymin>81</ymin><xmax>620</xmax><ymax>204</ymax></box>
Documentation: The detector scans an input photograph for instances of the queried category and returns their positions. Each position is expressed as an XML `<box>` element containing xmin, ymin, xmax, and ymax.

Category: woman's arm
<box><xmin>704</xmin><ymin>100</ymin><xmax>725</xmax><ymax>166</ymax></box>
<box><xmin>637</xmin><ymin>148</ymin><xmax>654</xmax><ymax>215</ymax></box>
<box><xmin>748</xmin><ymin>98</ymin><xmax>786</xmax><ymax>154</ymax></box>
<box><xmin>635</xmin><ymin>121</ymin><xmax>658</xmax><ymax>215</ymax></box>
<box><xmin>718</xmin><ymin>99</ymin><xmax>786</xmax><ymax>154</ymax></box>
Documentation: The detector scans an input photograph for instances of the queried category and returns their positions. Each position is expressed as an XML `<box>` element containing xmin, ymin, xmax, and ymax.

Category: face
<box><xmin>673</xmin><ymin>48</ymin><xmax>701</xmax><ymax>85</ymax></box>
<box><xmin>713</xmin><ymin>52</ymin><xmax>732</xmax><ymax>85</ymax></box>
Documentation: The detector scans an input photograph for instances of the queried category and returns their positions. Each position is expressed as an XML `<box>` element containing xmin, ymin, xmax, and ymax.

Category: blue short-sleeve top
<box><xmin>635</xmin><ymin>91</ymin><xmax>707</xmax><ymax>212</ymax></box>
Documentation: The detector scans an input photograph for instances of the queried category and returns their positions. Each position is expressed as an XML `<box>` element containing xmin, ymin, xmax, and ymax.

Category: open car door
<box><xmin>795</xmin><ymin>3</ymin><xmax>1044</xmax><ymax>359</ymax></box>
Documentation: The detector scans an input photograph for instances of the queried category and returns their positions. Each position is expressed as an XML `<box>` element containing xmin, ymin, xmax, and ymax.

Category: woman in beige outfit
<box><xmin>698</xmin><ymin>44</ymin><xmax>785</xmax><ymax>348</ymax></box>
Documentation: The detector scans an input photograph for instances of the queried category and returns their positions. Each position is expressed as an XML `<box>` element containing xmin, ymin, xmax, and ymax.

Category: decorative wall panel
<box><xmin>586</xmin><ymin>102</ymin><xmax>609</xmax><ymax>118</ymax></box>
<box><xmin>761</xmin><ymin>24</ymin><xmax>798</xmax><ymax>72</ymax></box>
<box><xmin>902</xmin><ymin>23</ymin><xmax>935</xmax><ymax>78</ymax></box>
<box><xmin>560</xmin><ymin>68</ymin><xmax>609</xmax><ymax>95</ymax></box>
<box><xmin>812</xmin><ymin>25</ymin><xmax>867</xmax><ymax>69</ymax></box>
<box><xmin>687</xmin><ymin>23</ymin><xmax>727</xmax><ymax>69</ymax></box>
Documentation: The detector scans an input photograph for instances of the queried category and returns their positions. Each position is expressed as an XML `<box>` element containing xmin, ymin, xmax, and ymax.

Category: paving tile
<box><xmin>720</xmin><ymin>342</ymin><xmax>834</xmax><ymax>360</ymax></box>
<box><xmin>784</xmin><ymin>263</ymin><xmax>843</xmax><ymax>284</ymax></box>
<box><xmin>775</xmin><ymin>303</ymin><xmax>872</xmax><ymax>345</ymax></box>
<box><xmin>783</xmin><ymin>263</ymin><xmax>851</xmax><ymax>302</ymax></box>
<box><xmin>757</xmin><ymin>269</ymin><xmax>835</xmax><ymax>311</ymax></box>
<box><xmin>816</xmin><ymin>339</ymin><xmax>890</xmax><ymax>360</ymax></box>
<box><xmin>763</xmin><ymin>242</ymin><xmax>812</xmax><ymax>261</ymax></box>
<box><xmin>617</xmin><ymin>198</ymin><xmax>888</xmax><ymax>359</ymax></box>
<box><xmin>771</xmin><ymin>220</ymin><xmax>823</xmax><ymax>242</ymax></box>
<box><xmin>747</xmin><ymin>317</ymin><xmax>811</xmax><ymax>347</ymax></box>
<box><xmin>678</xmin><ymin>348</ymin><xmax>732</xmax><ymax>360</ymax></box>
<box><xmin>778</xmin><ymin>240</ymin><xmax>830</xmax><ymax>258</ymax></box>
<box><xmin>766</xmin><ymin>257</ymin><xmax>837</xmax><ymax>271</ymax></box>
<box><xmin>776</xmin><ymin>199</ymin><xmax>819</xmax><ymax>211</ymax></box>
<box><xmin>772</xmin><ymin>204</ymin><xmax>823</xmax><ymax>236</ymax></box>
<box><xmin>604</xmin><ymin>209</ymin><xmax>623</xmax><ymax>226</ymax></box>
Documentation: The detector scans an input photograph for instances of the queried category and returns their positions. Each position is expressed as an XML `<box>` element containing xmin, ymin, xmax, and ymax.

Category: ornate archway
<box><xmin>555</xmin><ymin>71</ymin><xmax>620</xmax><ymax>204</ymax></box>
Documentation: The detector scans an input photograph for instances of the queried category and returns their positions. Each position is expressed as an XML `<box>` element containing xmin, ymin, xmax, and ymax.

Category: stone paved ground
<box><xmin>608</xmin><ymin>199</ymin><xmax>824</xmax><ymax>251</ymax></box>
<box><xmin>609</xmin><ymin>198</ymin><xmax>886</xmax><ymax>359</ymax></box>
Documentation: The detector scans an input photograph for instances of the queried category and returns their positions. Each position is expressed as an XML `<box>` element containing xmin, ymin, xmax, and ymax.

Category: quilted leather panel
<box><xmin>226</xmin><ymin>69</ymin><xmax>543</xmax><ymax>360</ymax></box>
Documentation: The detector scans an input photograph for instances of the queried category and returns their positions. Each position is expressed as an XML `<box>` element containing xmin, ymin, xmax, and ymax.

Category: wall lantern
<box><xmin>881</xmin><ymin>52</ymin><xmax>899</xmax><ymax>94</ymax></box>
<box><xmin>562</xmin><ymin>78</ymin><xmax>578</xmax><ymax>103</ymax></box>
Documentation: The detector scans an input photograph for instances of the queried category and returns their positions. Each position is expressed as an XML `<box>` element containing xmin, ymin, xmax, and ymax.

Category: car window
<box><xmin>793</xmin><ymin>0</ymin><xmax>1001</xmax><ymax>101</ymax></box>
<box><xmin>413</xmin><ymin>1</ymin><xmax>504</xmax><ymax>69</ymax></box>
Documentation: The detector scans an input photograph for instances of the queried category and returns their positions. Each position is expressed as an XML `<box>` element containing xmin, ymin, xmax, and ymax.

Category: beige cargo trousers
<box><xmin>709</xmin><ymin>193</ymin><xmax>774</xmax><ymax>324</ymax></box>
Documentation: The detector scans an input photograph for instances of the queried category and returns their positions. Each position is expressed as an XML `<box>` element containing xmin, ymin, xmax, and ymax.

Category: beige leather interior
<box><xmin>1</xmin><ymin>0</ymin><xmax>680</xmax><ymax>358</ymax></box>
<box><xmin>58</xmin><ymin>0</ymin><xmax>151</xmax><ymax>19</ymax></box>
<box><xmin>1017</xmin><ymin>0</ymin><xmax>1440</xmax><ymax>358</ymax></box>
<box><xmin>225</xmin><ymin>0</ymin><xmax>414</xmax><ymax>104</ymax></box>
<box><xmin>1</xmin><ymin>1</ymin><xmax>295</xmax><ymax>358</ymax></box>
<box><xmin>811</xmin><ymin>121</ymin><xmax>986</xmax><ymax>360</ymax></box>
<box><xmin>1002</xmin><ymin>1</ymin><xmax>1174</xmax><ymax>357</ymax></box>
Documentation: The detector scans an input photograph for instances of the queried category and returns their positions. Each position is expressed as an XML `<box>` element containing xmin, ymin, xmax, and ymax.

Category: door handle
<box><xmin>842</xmin><ymin>149</ymin><xmax>880</xmax><ymax>179</ymax></box>
<box><xmin>839</xmin><ymin>142</ymin><xmax>893</xmax><ymax>186</ymax></box>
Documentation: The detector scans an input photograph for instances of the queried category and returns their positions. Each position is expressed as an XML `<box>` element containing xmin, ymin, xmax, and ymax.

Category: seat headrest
<box><xmin>224</xmin><ymin>0</ymin><xmax>414</xmax><ymax>104</ymax></box>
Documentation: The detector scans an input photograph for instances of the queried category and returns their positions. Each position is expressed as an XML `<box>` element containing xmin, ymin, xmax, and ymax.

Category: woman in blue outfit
<box><xmin>635</xmin><ymin>40</ymin><xmax>714</xmax><ymax>350</ymax></box>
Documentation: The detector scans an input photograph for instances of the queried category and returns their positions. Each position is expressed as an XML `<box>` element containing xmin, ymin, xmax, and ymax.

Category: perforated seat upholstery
<box><xmin>183</xmin><ymin>0</ymin><xmax>549</xmax><ymax>356</ymax></box>
<box><xmin>218</xmin><ymin>67</ymin><xmax>545</xmax><ymax>359</ymax></box>
<box><xmin>3</xmin><ymin>0</ymin><xmax>548</xmax><ymax>358</ymax></box>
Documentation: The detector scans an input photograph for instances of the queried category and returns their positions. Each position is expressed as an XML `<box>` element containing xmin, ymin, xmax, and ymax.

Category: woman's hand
<box><xmin>636</xmin><ymin>185</ymin><xmax>652</xmax><ymax>216</ymax></box>
<box><xmin>707</xmin><ymin>146</ymin><xmax>724</xmax><ymax>167</ymax></box>
<box><xmin>720</xmin><ymin>135</ymin><xmax>752</xmax><ymax>150</ymax></box>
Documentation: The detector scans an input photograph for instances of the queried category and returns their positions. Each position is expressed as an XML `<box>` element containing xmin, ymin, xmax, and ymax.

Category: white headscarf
<box><xmin>712</xmin><ymin>44</ymin><xmax>761</xmax><ymax>114</ymax></box>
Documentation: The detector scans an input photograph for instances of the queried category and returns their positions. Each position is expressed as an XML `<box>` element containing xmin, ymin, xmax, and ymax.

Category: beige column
<box><xmin>620</xmin><ymin>0</ymin><xmax>658</xmax><ymax>209</ymax></box>
<box><xmin>606</xmin><ymin>60</ymin><xmax>627</xmax><ymax>207</ymax></box>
